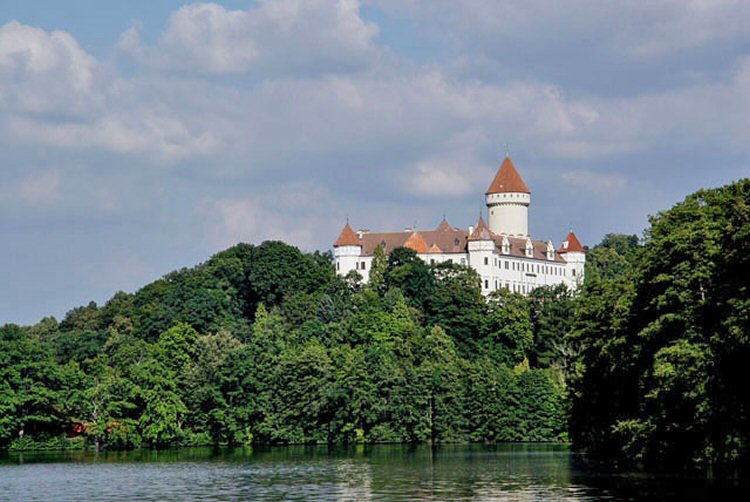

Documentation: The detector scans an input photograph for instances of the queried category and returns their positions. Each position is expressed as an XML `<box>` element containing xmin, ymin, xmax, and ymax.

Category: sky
<box><xmin>1</xmin><ymin>0</ymin><xmax>749</xmax><ymax>325</ymax></box>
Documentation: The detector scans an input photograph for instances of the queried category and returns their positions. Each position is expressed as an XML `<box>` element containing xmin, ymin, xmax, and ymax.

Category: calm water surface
<box><xmin>0</xmin><ymin>444</ymin><xmax>747</xmax><ymax>501</ymax></box>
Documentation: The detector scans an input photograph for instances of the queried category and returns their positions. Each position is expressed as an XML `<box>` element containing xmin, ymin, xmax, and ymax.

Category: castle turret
<box><xmin>485</xmin><ymin>155</ymin><xmax>530</xmax><ymax>237</ymax></box>
<box><xmin>333</xmin><ymin>222</ymin><xmax>364</xmax><ymax>278</ymax></box>
<box><xmin>558</xmin><ymin>230</ymin><xmax>586</xmax><ymax>288</ymax></box>
<box><xmin>468</xmin><ymin>216</ymin><xmax>495</xmax><ymax>293</ymax></box>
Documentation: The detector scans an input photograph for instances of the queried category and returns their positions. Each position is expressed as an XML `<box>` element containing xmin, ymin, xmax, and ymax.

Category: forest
<box><xmin>1</xmin><ymin>178</ymin><xmax>749</xmax><ymax>469</ymax></box>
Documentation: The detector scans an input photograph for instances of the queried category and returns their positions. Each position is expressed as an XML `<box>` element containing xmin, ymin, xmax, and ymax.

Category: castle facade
<box><xmin>333</xmin><ymin>156</ymin><xmax>585</xmax><ymax>295</ymax></box>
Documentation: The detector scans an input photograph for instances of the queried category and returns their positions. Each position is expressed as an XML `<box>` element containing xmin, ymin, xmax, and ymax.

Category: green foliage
<box><xmin>368</xmin><ymin>244</ymin><xmax>387</xmax><ymax>292</ymax></box>
<box><xmin>584</xmin><ymin>233</ymin><xmax>640</xmax><ymax>283</ymax></box>
<box><xmin>0</xmin><ymin>324</ymin><xmax>66</xmax><ymax>448</ymax></box>
<box><xmin>528</xmin><ymin>285</ymin><xmax>575</xmax><ymax>369</ymax></box>
<box><xmin>1</xmin><ymin>238</ymin><xmax>570</xmax><ymax>450</ymax></box>
<box><xmin>482</xmin><ymin>290</ymin><xmax>533</xmax><ymax>366</ymax></box>
<box><xmin>423</xmin><ymin>263</ymin><xmax>484</xmax><ymax>356</ymax></box>
<box><xmin>384</xmin><ymin>247</ymin><xmax>435</xmax><ymax>309</ymax></box>
<box><xmin>571</xmin><ymin>179</ymin><xmax>750</xmax><ymax>469</ymax></box>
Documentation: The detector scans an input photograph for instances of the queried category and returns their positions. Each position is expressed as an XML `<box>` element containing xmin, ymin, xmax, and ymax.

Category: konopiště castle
<box><xmin>333</xmin><ymin>155</ymin><xmax>585</xmax><ymax>295</ymax></box>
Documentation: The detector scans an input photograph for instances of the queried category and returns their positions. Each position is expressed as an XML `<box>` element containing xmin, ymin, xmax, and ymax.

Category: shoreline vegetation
<box><xmin>2</xmin><ymin>179</ymin><xmax>749</xmax><ymax>471</ymax></box>
<box><xmin>4</xmin><ymin>437</ymin><xmax>572</xmax><ymax>453</ymax></box>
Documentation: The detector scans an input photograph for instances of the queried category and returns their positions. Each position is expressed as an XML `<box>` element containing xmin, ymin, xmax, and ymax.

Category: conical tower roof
<box><xmin>486</xmin><ymin>156</ymin><xmax>530</xmax><ymax>194</ymax></box>
<box><xmin>333</xmin><ymin>222</ymin><xmax>361</xmax><ymax>247</ymax></box>
<box><xmin>558</xmin><ymin>231</ymin><xmax>585</xmax><ymax>253</ymax></box>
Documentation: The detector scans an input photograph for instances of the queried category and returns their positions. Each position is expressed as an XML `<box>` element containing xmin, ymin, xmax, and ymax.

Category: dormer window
<box><xmin>501</xmin><ymin>235</ymin><xmax>510</xmax><ymax>255</ymax></box>
<box><xmin>546</xmin><ymin>240</ymin><xmax>555</xmax><ymax>261</ymax></box>
<box><xmin>525</xmin><ymin>238</ymin><xmax>533</xmax><ymax>258</ymax></box>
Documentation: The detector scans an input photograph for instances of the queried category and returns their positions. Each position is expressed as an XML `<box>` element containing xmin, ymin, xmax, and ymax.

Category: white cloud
<box><xmin>119</xmin><ymin>0</ymin><xmax>379</xmax><ymax>76</ymax></box>
<box><xmin>0</xmin><ymin>21</ymin><xmax>222</xmax><ymax>163</ymax></box>
<box><xmin>374</xmin><ymin>0</ymin><xmax>750</xmax><ymax>60</ymax></box>
<box><xmin>405</xmin><ymin>160</ymin><xmax>474</xmax><ymax>198</ymax></box>
<box><xmin>198</xmin><ymin>196</ymin><xmax>331</xmax><ymax>250</ymax></box>
<box><xmin>0</xmin><ymin>21</ymin><xmax>99</xmax><ymax>115</ymax></box>
<box><xmin>20</xmin><ymin>171</ymin><xmax>61</xmax><ymax>205</ymax></box>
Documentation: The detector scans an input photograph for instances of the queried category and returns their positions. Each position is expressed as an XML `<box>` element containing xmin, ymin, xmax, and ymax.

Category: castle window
<box><xmin>454</xmin><ymin>238</ymin><xmax>460</xmax><ymax>246</ymax></box>
<box><xmin>572</xmin><ymin>269</ymin><xmax>576</xmax><ymax>276</ymax></box>
<box><xmin>484</xmin><ymin>257</ymin><xmax>489</xmax><ymax>265</ymax></box>
<box><xmin>430</xmin><ymin>259</ymin><xmax>435</xmax><ymax>265</ymax></box>
<box><xmin>361</xmin><ymin>261</ymin><xmax>366</xmax><ymax>270</ymax></box>
<box><xmin>484</xmin><ymin>279</ymin><xmax>489</xmax><ymax>289</ymax></box>
<box><xmin>337</xmin><ymin>262</ymin><xmax>340</xmax><ymax>271</ymax></box>
<box><xmin>461</xmin><ymin>258</ymin><xmax>466</xmax><ymax>265</ymax></box>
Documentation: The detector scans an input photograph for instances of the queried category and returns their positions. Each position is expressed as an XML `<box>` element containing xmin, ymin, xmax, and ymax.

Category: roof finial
<box><xmin>504</xmin><ymin>143</ymin><xmax>510</xmax><ymax>158</ymax></box>
<box><xmin>346</xmin><ymin>214</ymin><xmax>349</xmax><ymax>224</ymax></box>
<box><xmin>442</xmin><ymin>211</ymin><xmax>446</xmax><ymax>222</ymax></box>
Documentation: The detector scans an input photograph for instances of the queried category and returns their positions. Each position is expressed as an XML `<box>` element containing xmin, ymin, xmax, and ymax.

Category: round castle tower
<box><xmin>485</xmin><ymin>155</ymin><xmax>530</xmax><ymax>237</ymax></box>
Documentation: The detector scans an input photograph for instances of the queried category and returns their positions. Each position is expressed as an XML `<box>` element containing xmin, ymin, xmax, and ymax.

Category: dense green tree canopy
<box><xmin>0</xmin><ymin>241</ymin><xmax>568</xmax><ymax>451</ymax></box>
<box><xmin>571</xmin><ymin>179</ymin><xmax>750</xmax><ymax>469</ymax></box>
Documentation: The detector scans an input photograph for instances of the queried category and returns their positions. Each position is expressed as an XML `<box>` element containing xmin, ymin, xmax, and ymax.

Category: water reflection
<box><xmin>0</xmin><ymin>444</ymin><xmax>748</xmax><ymax>501</ymax></box>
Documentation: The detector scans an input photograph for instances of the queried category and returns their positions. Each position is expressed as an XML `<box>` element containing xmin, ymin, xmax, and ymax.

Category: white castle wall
<box><xmin>333</xmin><ymin>245</ymin><xmax>582</xmax><ymax>296</ymax></box>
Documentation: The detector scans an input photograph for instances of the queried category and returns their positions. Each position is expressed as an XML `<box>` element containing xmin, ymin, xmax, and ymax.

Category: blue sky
<box><xmin>1</xmin><ymin>0</ymin><xmax>749</xmax><ymax>325</ymax></box>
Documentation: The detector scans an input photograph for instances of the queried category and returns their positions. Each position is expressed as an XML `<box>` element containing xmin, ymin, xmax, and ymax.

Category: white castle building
<box><xmin>333</xmin><ymin>156</ymin><xmax>585</xmax><ymax>295</ymax></box>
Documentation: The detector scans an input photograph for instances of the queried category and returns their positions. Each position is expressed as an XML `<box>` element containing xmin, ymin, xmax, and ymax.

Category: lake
<box><xmin>0</xmin><ymin>444</ymin><xmax>747</xmax><ymax>501</ymax></box>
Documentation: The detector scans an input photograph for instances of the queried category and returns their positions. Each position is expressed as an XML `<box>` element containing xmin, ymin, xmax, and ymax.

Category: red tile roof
<box><xmin>360</xmin><ymin>228</ymin><xmax>467</xmax><ymax>256</ymax></box>
<box><xmin>468</xmin><ymin>216</ymin><xmax>493</xmax><ymax>241</ymax></box>
<box><xmin>486</xmin><ymin>156</ymin><xmax>530</xmax><ymax>194</ymax></box>
<box><xmin>333</xmin><ymin>222</ymin><xmax>361</xmax><ymax>247</ymax></box>
<box><xmin>558</xmin><ymin>231</ymin><xmax>585</xmax><ymax>253</ymax></box>
<box><xmin>356</xmin><ymin>227</ymin><xmax>565</xmax><ymax>262</ymax></box>
<box><xmin>437</xmin><ymin>219</ymin><xmax>453</xmax><ymax>232</ymax></box>
<box><xmin>403</xmin><ymin>231</ymin><xmax>429</xmax><ymax>253</ymax></box>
